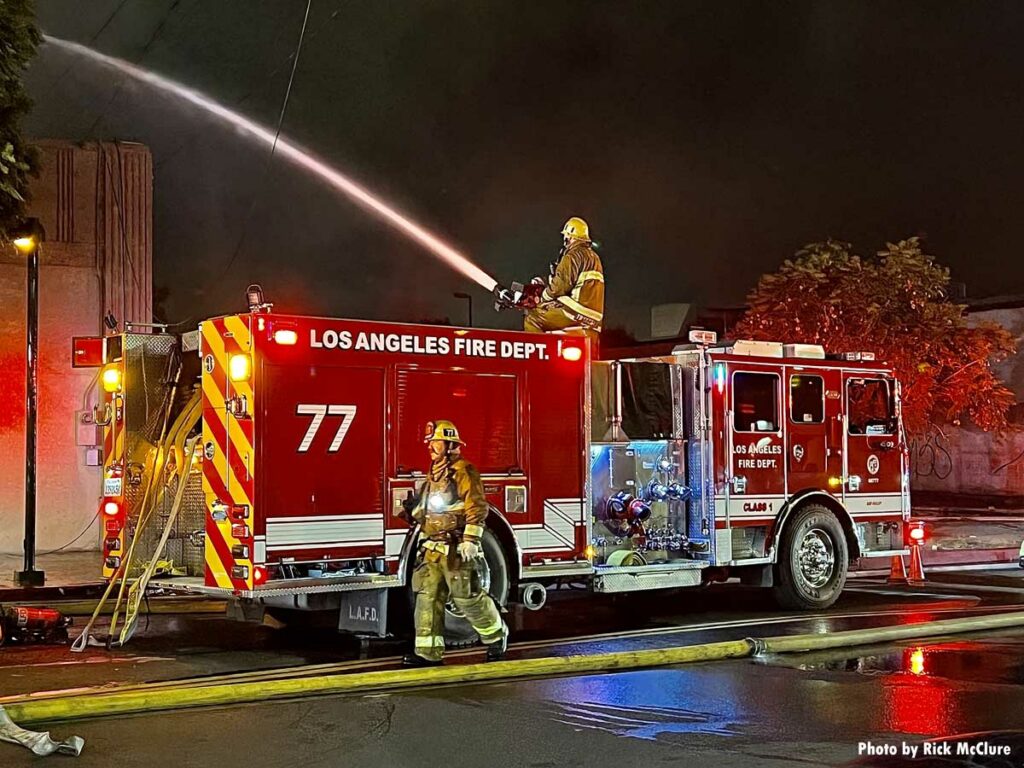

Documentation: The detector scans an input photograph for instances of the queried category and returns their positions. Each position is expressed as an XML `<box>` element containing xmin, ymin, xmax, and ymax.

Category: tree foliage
<box><xmin>0</xmin><ymin>0</ymin><xmax>40</xmax><ymax>237</ymax></box>
<box><xmin>735</xmin><ymin>238</ymin><xmax>1016</xmax><ymax>434</ymax></box>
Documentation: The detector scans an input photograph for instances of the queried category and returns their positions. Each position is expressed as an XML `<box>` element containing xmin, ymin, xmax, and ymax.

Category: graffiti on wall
<box><xmin>910</xmin><ymin>423</ymin><xmax>1024</xmax><ymax>496</ymax></box>
<box><xmin>992</xmin><ymin>446</ymin><xmax>1024</xmax><ymax>476</ymax></box>
<box><xmin>909</xmin><ymin>429</ymin><xmax>953</xmax><ymax>480</ymax></box>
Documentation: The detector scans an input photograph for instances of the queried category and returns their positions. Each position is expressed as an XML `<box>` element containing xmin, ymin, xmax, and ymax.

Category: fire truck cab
<box><xmin>88</xmin><ymin>311</ymin><xmax>910</xmax><ymax>641</ymax></box>
<box><xmin>587</xmin><ymin>337</ymin><xmax>909</xmax><ymax>606</ymax></box>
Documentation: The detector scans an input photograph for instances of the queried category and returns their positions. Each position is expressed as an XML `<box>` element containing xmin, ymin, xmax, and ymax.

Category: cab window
<box><xmin>790</xmin><ymin>375</ymin><xmax>824</xmax><ymax>424</ymax></box>
<box><xmin>733</xmin><ymin>372</ymin><xmax>779</xmax><ymax>432</ymax></box>
<box><xmin>847</xmin><ymin>378</ymin><xmax>896</xmax><ymax>435</ymax></box>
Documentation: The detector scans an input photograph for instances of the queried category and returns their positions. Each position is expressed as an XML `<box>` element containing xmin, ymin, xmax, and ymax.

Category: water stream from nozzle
<box><xmin>42</xmin><ymin>35</ymin><xmax>498</xmax><ymax>293</ymax></box>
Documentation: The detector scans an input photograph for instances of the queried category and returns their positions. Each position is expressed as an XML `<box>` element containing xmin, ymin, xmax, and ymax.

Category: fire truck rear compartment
<box><xmin>110</xmin><ymin>332</ymin><xmax>206</xmax><ymax>580</ymax></box>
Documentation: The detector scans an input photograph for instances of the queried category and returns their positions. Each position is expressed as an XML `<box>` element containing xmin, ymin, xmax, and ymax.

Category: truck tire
<box><xmin>442</xmin><ymin>528</ymin><xmax>509</xmax><ymax>647</ymax></box>
<box><xmin>772</xmin><ymin>504</ymin><xmax>848</xmax><ymax>610</ymax></box>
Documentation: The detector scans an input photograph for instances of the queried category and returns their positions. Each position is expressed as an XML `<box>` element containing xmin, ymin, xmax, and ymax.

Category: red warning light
<box><xmin>907</xmin><ymin>521</ymin><xmax>926</xmax><ymax>545</ymax></box>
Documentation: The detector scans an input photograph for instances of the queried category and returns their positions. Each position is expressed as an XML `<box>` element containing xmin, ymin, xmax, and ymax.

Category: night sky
<box><xmin>24</xmin><ymin>1</ymin><xmax>1024</xmax><ymax>333</ymax></box>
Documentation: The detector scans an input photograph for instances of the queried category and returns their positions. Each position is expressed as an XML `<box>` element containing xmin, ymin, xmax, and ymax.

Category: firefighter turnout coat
<box><xmin>524</xmin><ymin>240</ymin><xmax>605</xmax><ymax>337</ymax></box>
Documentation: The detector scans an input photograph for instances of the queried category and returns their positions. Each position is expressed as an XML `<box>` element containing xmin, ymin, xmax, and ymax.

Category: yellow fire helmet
<box><xmin>423</xmin><ymin>419</ymin><xmax>465</xmax><ymax>445</ymax></box>
<box><xmin>561</xmin><ymin>216</ymin><xmax>590</xmax><ymax>242</ymax></box>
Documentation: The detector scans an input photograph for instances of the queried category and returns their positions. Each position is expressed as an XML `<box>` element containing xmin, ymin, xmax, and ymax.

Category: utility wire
<box><xmin>219</xmin><ymin>0</ymin><xmax>313</xmax><ymax>278</ymax></box>
<box><xmin>39</xmin><ymin>511</ymin><xmax>100</xmax><ymax>555</ymax></box>
<box><xmin>38</xmin><ymin>0</ymin><xmax>130</xmax><ymax>93</ymax></box>
<box><xmin>83</xmin><ymin>0</ymin><xmax>185</xmax><ymax>139</ymax></box>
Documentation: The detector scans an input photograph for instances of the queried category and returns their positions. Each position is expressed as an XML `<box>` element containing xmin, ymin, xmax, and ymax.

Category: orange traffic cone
<box><xmin>887</xmin><ymin>555</ymin><xmax>908</xmax><ymax>584</ymax></box>
<box><xmin>907</xmin><ymin>543</ymin><xmax>926</xmax><ymax>583</ymax></box>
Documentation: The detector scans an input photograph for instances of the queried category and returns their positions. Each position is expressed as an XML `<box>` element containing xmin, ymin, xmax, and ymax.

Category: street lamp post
<box><xmin>454</xmin><ymin>292</ymin><xmax>473</xmax><ymax>327</ymax></box>
<box><xmin>12</xmin><ymin>218</ymin><xmax>45</xmax><ymax>588</ymax></box>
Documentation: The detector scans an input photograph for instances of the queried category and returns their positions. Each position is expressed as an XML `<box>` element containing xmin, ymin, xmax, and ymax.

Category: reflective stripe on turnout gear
<box><xmin>421</xmin><ymin>539</ymin><xmax>450</xmax><ymax>555</ymax></box>
<box><xmin>415</xmin><ymin>635</ymin><xmax>445</xmax><ymax>648</ymax></box>
<box><xmin>567</xmin><ymin>269</ymin><xmax>603</xmax><ymax>314</ymax></box>
<box><xmin>556</xmin><ymin>294</ymin><xmax>603</xmax><ymax>325</ymax></box>
<box><xmin>542</xmin><ymin>268</ymin><xmax>605</xmax><ymax>302</ymax></box>
<box><xmin>476</xmin><ymin>616</ymin><xmax>506</xmax><ymax>643</ymax></box>
<box><xmin>463</xmin><ymin>523</ymin><xmax>484</xmax><ymax>540</ymax></box>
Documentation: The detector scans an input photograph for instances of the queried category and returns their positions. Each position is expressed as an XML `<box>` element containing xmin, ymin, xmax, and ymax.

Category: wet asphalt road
<box><xmin>2</xmin><ymin>567</ymin><xmax>1024</xmax><ymax>767</ymax></box>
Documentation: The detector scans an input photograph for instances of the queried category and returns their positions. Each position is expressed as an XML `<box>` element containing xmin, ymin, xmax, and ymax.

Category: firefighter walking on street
<box><xmin>401</xmin><ymin>420</ymin><xmax>507</xmax><ymax>666</ymax></box>
<box><xmin>523</xmin><ymin>216</ymin><xmax>605</xmax><ymax>344</ymax></box>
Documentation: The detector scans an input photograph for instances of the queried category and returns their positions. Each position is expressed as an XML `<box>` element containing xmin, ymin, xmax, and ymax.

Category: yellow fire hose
<box><xmin>8</xmin><ymin>610</ymin><xmax>1024</xmax><ymax>727</ymax></box>
<box><xmin>70</xmin><ymin>391</ymin><xmax>201</xmax><ymax>652</ymax></box>
<box><xmin>118</xmin><ymin>437</ymin><xmax>200</xmax><ymax>646</ymax></box>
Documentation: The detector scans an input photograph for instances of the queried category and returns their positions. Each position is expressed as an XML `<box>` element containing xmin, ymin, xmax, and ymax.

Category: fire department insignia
<box><xmin>793</xmin><ymin>444</ymin><xmax>804</xmax><ymax>462</ymax></box>
<box><xmin>867</xmin><ymin>454</ymin><xmax>880</xmax><ymax>476</ymax></box>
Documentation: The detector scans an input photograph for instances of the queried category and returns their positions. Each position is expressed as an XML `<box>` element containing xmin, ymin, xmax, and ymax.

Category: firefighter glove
<box><xmin>458</xmin><ymin>541</ymin><xmax>483</xmax><ymax>561</ymax></box>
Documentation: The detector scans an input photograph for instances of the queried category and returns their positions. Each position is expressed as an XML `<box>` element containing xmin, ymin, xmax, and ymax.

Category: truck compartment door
<box><xmin>260</xmin><ymin>364</ymin><xmax>386</xmax><ymax>559</ymax></box>
<box><xmin>843</xmin><ymin>374</ymin><xmax>902</xmax><ymax>514</ymax></box>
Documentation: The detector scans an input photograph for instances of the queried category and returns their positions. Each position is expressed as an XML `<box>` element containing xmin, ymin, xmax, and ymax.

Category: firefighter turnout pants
<box><xmin>523</xmin><ymin>303</ymin><xmax>600</xmax><ymax>344</ymax></box>
<box><xmin>412</xmin><ymin>548</ymin><xmax>505</xmax><ymax>661</ymax></box>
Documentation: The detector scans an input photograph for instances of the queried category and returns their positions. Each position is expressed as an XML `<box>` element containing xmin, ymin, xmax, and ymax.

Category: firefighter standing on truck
<box><xmin>523</xmin><ymin>216</ymin><xmax>605</xmax><ymax>343</ymax></box>
<box><xmin>401</xmin><ymin>420</ymin><xmax>507</xmax><ymax>666</ymax></box>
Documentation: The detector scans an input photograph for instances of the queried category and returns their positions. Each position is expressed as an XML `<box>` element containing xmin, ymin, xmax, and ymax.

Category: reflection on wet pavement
<box><xmin>543</xmin><ymin>699</ymin><xmax>736</xmax><ymax>740</ymax></box>
<box><xmin>453</xmin><ymin>629</ymin><xmax>1024</xmax><ymax>758</ymax></box>
<box><xmin>774</xmin><ymin>632</ymin><xmax>1024</xmax><ymax>686</ymax></box>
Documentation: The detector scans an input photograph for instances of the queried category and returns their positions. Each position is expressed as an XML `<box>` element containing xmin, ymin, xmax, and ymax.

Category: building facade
<box><xmin>0</xmin><ymin>140</ymin><xmax>152</xmax><ymax>554</ymax></box>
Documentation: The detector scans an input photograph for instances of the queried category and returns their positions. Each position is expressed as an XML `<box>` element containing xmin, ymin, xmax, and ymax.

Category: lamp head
<box><xmin>11</xmin><ymin>218</ymin><xmax>44</xmax><ymax>254</ymax></box>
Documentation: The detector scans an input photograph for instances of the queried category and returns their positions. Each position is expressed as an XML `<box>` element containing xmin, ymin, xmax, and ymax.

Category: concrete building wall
<box><xmin>910</xmin><ymin>304</ymin><xmax>1024</xmax><ymax>499</ymax></box>
<box><xmin>910</xmin><ymin>427</ymin><xmax>1024</xmax><ymax>497</ymax></box>
<box><xmin>0</xmin><ymin>140</ymin><xmax>152</xmax><ymax>554</ymax></box>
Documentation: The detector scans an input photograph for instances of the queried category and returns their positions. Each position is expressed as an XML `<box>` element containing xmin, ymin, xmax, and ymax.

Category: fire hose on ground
<box><xmin>3</xmin><ymin>610</ymin><xmax>1024</xmax><ymax>753</ymax></box>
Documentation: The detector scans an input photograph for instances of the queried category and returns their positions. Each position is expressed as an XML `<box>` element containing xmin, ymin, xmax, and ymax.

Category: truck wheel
<box><xmin>772</xmin><ymin>504</ymin><xmax>848</xmax><ymax>610</ymax></box>
<box><xmin>443</xmin><ymin>528</ymin><xmax>509</xmax><ymax>647</ymax></box>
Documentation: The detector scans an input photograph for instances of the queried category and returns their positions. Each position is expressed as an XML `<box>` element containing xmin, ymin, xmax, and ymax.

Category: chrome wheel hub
<box><xmin>797</xmin><ymin>528</ymin><xmax>835</xmax><ymax>588</ymax></box>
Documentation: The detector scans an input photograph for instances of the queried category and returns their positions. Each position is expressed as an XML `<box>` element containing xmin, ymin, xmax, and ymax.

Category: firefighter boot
<box><xmin>485</xmin><ymin>622</ymin><xmax>509</xmax><ymax>662</ymax></box>
<box><xmin>402</xmin><ymin>653</ymin><xmax>443</xmax><ymax>668</ymax></box>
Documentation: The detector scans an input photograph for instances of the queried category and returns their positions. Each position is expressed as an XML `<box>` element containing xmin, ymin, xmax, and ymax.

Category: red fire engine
<box><xmin>81</xmin><ymin>299</ymin><xmax>910</xmax><ymax>641</ymax></box>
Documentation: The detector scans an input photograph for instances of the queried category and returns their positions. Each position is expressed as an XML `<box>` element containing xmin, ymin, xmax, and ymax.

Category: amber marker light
<box><xmin>229</xmin><ymin>354</ymin><xmax>252</xmax><ymax>381</ymax></box>
<box><xmin>101</xmin><ymin>365</ymin><xmax>122</xmax><ymax>393</ymax></box>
